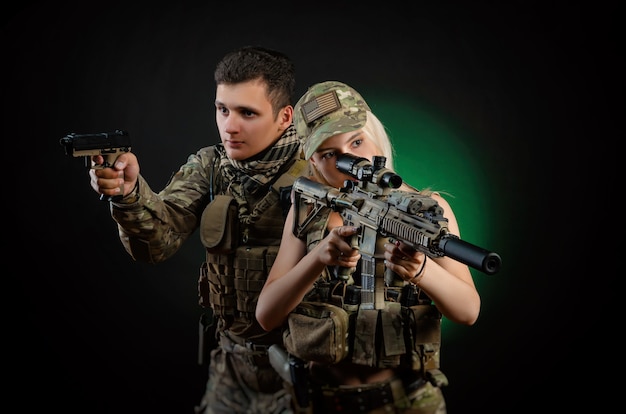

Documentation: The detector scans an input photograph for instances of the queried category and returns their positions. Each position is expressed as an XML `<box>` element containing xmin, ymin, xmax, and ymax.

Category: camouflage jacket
<box><xmin>110</xmin><ymin>142</ymin><xmax>303</xmax><ymax>264</ymax></box>
<box><xmin>110</xmin><ymin>146</ymin><xmax>217</xmax><ymax>263</ymax></box>
<box><xmin>109</xmin><ymin>129</ymin><xmax>305</xmax><ymax>340</ymax></box>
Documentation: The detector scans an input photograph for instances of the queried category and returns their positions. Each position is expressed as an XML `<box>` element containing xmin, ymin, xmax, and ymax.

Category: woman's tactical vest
<box><xmin>283</xmin><ymin>207</ymin><xmax>444</xmax><ymax>376</ymax></box>
<box><xmin>196</xmin><ymin>148</ymin><xmax>307</xmax><ymax>340</ymax></box>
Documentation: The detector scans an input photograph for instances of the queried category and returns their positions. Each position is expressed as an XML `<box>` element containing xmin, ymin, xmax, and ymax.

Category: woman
<box><xmin>256</xmin><ymin>81</ymin><xmax>480</xmax><ymax>413</ymax></box>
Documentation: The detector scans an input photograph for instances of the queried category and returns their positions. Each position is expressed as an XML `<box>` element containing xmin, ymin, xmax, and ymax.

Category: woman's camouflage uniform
<box><xmin>289</xmin><ymin>206</ymin><xmax>449</xmax><ymax>414</ymax></box>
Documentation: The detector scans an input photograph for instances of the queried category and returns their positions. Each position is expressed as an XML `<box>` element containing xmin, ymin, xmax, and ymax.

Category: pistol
<box><xmin>60</xmin><ymin>130</ymin><xmax>131</xmax><ymax>201</ymax></box>
<box><xmin>60</xmin><ymin>130</ymin><xmax>131</xmax><ymax>169</ymax></box>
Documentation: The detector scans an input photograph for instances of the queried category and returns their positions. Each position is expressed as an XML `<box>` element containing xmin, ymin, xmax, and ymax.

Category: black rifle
<box><xmin>292</xmin><ymin>154</ymin><xmax>501</xmax><ymax>310</ymax></box>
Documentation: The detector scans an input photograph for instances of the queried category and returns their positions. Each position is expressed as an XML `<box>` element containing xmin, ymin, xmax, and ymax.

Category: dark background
<box><xmin>4</xmin><ymin>1</ymin><xmax>618</xmax><ymax>412</ymax></box>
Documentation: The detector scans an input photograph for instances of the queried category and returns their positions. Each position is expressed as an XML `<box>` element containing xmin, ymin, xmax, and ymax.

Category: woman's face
<box><xmin>309</xmin><ymin>129</ymin><xmax>382</xmax><ymax>188</ymax></box>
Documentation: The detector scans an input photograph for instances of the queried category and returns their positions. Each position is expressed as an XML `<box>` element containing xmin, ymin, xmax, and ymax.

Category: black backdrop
<box><xmin>4</xmin><ymin>2</ymin><xmax>619</xmax><ymax>412</ymax></box>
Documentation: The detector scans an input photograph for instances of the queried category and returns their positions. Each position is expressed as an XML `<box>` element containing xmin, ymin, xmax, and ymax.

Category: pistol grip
<box><xmin>338</xmin><ymin>233</ymin><xmax>359</xmax><ymax>281</ymax></box>
<box><xmin>94</xmin><ymin>160</ymin><xmax>124</xmax><ymax>202</ymax></box>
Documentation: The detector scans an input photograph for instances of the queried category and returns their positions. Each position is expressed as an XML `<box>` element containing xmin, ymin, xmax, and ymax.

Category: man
<box><xmin>90</xmin><ymin>46</ymin><xmax>305</xmax><ymax>413</ymax></box>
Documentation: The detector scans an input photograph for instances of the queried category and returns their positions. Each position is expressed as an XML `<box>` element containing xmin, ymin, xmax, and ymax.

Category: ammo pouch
<box><xmin>406</xmin><ymin>304</ymin><xmax>442</xmax><ymax>371</ymax></box>
<box><xmin>283</xmin><ymin>301</ymin><xmax>350</xmax><ymax>365</ymax></box>
<box><xmin>283</xmin><ymin>301</ymin><xmax>443</xmax><ymax>371</ymax></box>
<box><xmin>200</xmin><ymin>195</ymin><xmax>239</xmax><ymax>254</ymax></box>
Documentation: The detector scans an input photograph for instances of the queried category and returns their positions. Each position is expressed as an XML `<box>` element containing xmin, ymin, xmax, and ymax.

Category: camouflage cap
<box><xmin>294</xmin><ymin>81</ymin><xmax>371</xmax><ymax>159</ymax></box>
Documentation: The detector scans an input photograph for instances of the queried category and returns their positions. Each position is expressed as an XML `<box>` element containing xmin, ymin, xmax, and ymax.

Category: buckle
<box><xmin>245</xmin><ymin>341</ymin><xmax>269</xmax><ymax>353</ymax></box>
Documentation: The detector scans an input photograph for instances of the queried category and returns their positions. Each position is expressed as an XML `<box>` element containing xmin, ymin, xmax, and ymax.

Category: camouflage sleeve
<box><xmin>109</xmin><ymin>147</ymin><xmax>216</xmax><ymax>263</ymax></box>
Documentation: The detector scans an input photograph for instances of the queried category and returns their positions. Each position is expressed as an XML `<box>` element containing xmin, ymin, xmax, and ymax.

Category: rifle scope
<box><xmin>336</xmin><ymin>154</ymin><xmax>402</xmax><ymax>189</ymax></box>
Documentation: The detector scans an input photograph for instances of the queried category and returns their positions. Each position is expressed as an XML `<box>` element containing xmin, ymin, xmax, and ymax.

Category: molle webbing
<box><xmin>200</xmin><ymin>253</ymin><xmax>236</xmax><ymax>317</ymax></box>
<box><xmin>201</xmin><ymin>246</ymin><xmax>278</xmax><ymax>321</ymax></box>
<box><xmin>234</xmin><ymin>247</ymin><xmax>272</xmax><ymax>316</ymax></box>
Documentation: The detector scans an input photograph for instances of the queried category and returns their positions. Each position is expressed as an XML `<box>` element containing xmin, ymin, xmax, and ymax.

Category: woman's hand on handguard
<box><xmin>383</xmin><ymin>238</ymin><xmax>481</xmax><ymax>325</ymax></box>
<box><xmin>383</xmin><ymin>240</ymin><xmax>427</xmax><ymax>284</ymax></box>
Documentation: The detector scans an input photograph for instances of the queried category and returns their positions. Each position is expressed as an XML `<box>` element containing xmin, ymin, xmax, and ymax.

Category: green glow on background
<box><xmin>367</xmin><ymin>93</ymin><xmax>499</xmax><ymax>340</ymax></box>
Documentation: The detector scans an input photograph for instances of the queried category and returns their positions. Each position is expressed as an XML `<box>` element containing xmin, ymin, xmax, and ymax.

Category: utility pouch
<box><xmin>200</xmin><ymin>195</ymin><xmax>239</xmax><ymax>254</ymax></box>
<box><xmin>283</xmin><ymin>301</ymin><xmax>350</xmax><ymax>365</ymax></box>
<box><xmin>407</xmin><ymin>304</ymin><xmax>442</xmax><ymax>371</ymax></box>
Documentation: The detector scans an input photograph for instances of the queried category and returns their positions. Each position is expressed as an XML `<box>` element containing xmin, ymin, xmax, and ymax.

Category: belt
<box><xmin>219</xmin><ymin>332</ymin><xmax>272</xmax><ymax>366</ymax></box>
<box><xmin>315</xmin><ymin>376</ymin><xmax>426</xmax><ymax>412</ymax></box>
<box><xmin>222</xmin><ymin>331</ymin><xmax>272</xmax><ymax>352</ymax></box>
<box><xmin>244</xmin><ymin>341</ymin><xmax>271</xmax><ymax>352</ymax></box>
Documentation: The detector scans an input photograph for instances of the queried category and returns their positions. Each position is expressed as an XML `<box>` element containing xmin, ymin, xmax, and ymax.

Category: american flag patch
<box><xmin>300</xmin><ymin>91</ymin><xmax>341</xmax><ymax>124</ymax></box>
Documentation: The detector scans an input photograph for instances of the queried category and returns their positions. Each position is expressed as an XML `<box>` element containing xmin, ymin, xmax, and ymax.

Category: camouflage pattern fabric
<box><xmin>110</xmin><ymin>125</ymin><xmax>302</xmax><ymax>413</ymax></box>
<box><xmin>110</xmin><ymin>146</ymin><xmax>221</xmax><ymax>263</ymax></box>
<box><xmin>299</xmin><ymin>208</ymin><xmax>448</xmax><ymax>413</ymax></box>
<box><xmin>313</xmin><ymin>376</ymin><xmax>446</xmax><ymax>414</ymax></box>
<box><xmin>294</xmin><ymin>81</ymin><xmax>371</xmax><ymax>159</ymax></box>
<box><xmin>110</xmin><ymin>124</ymin><xmax>300</xmax><ymax>264</ymax></box>
<box><xmin>195</xmin><ymin>346</ymin><xmax>292</xmax><ymax>414</ymax></box>
<box><xmin>403</xmin><ymin>381</ymin><xmax>447</xmax><ymax>414</ymax></box>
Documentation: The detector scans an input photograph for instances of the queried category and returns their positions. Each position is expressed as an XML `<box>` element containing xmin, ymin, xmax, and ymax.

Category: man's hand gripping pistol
<box><xmin>292</xmin><ymin>154</ymin><xmax>502</xmax><ymax>309</ymax></box>
<box><xmin>60</xmin><ymin>130</ymin><xmax>131</xmax><ymax>201</ymax></box>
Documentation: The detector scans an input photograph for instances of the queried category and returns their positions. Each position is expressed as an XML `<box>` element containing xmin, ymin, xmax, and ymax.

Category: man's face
<box><xmin>215</xmin><ymin>79</ymin><xmax>285</xmax><ymax>161</ymax></box>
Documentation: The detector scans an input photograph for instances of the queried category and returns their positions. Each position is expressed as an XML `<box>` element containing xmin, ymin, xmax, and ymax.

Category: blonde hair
<box><xmin>362</xmin><ymin>111</ymin><xmax>395</xmax><ymax>170</ymax></box>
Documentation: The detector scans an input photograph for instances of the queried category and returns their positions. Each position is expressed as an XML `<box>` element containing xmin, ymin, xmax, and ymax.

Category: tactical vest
<box><xmin>197</xmin><ymin>148</ymin><xmax>307</xmax><ymax>340</ymax></box>
<box><xmin>284</xmin><ymin>207</ymin><xmax>444</xmax><ymax>375</ymax></box>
